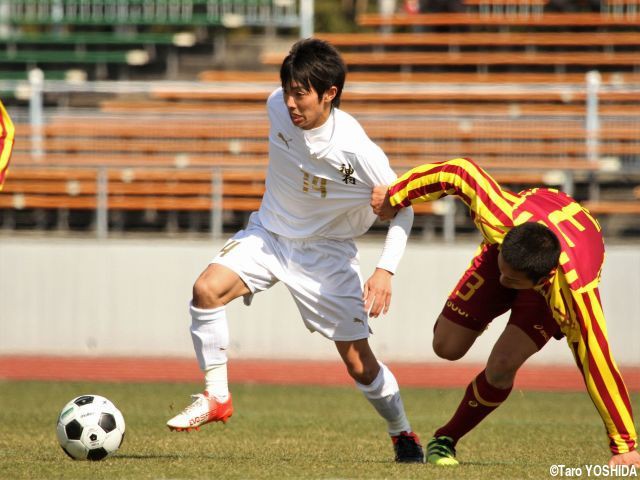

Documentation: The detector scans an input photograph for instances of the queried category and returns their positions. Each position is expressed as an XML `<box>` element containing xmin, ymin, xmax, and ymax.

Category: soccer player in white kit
<box><xmin>167</xmin><ymin>38</ymin><xmax>423</xmax><ymax>463</ymax></box>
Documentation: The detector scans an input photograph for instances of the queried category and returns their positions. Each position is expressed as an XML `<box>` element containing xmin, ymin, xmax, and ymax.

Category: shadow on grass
<box><xmin>457</xmin><ymin>461</ymin><xmax>518</xmax><ymax>467</ymax></box>
<box><xmin>114</xmin><ymin>452</ymin><xmax>258</xmax><ymax>461</ymax></box>
<box><xmin>112</xmin><ymin>454</ymin><xmax>184</xmax><ymax>460</ymax></box>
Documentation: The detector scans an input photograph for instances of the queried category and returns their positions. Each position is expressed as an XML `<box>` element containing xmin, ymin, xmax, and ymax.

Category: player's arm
<box><xmin>0</xmin><ymin>100</ymin><xmax>15</xmax><ymax>191</ymax></box>
<box><xmin>374</xmin><ymin>158</ymin><xmax>519</xmax><ymax>244</ymax></box>
<box><xmin>566</xmin><ymin>288</ymin><xmax>638</xmax><ymax>460</ymax></box>
<box><xmin>364</xmin><ymin>207</ymin><xmax>413</xmax><ymax>317</ymax></box>
<box><xmin>358</xmin><ymin>143</ymin><xmax>414</xmax><ymax>318</ymax></box>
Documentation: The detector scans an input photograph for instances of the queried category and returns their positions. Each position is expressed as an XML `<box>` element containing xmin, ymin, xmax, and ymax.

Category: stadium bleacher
<box><xmin>315</xmin><ymin>9</ymin><xmax>640</xmax><ymax>76</ymax></box>
<box><xmin>0</xmin><ymin>0</ymin><xmax>305</xmax><ymax>80</ymax></box>
<box><xmin>0</xmin><ymin>0</ymin><xmax>638</xmax><ymax>238</ymax></box>
<box><xmin>357</xmin><ymin>11</ymin><xmax>640</xmax><ymax>28</ymax></box>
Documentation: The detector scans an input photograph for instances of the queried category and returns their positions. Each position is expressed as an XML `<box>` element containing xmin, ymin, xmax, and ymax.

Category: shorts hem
<box><xmin>210</xmin><ymin>257</ymin><xmax>259</xmax><ymax>295</ymax></box>
<box><xmin>322</xmin><ymin>332</ymin><xmax>371</xmax><ymax>342</ymax></box>
<box><xmin>440</xmin><ymin>309</ymin><xmax>487</xmax><ymax>333</ymax></box>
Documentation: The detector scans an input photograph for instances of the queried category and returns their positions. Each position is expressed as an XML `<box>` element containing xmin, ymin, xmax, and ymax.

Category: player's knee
<box><xmin>192</xmin><ymin>276</ymin><xmax>224</xmax><ymax>308</ymax></box>
<box><xmin>344</xmin><ymin>361</ymin><xmax>379</xmax><ymax>385</ymax></box>
<box><xmin>432</xmin><ymin>337</ymin><xmax>466</xmax><ymax>361</ymax></box>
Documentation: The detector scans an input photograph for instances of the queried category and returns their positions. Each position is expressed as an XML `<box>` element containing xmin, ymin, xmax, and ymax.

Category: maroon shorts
<box><xmin>441</xmin><ymin>243</ymin><xmax>562</xmax><ymax>350</ymax></box>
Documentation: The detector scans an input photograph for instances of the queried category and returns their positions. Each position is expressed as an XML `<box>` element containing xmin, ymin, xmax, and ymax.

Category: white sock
<box><xmin>189</xmin><ymin>302</ymin><xmax>230</xmax><ymax>400</ymax></box>
<box><xmin>205</xmin><ymin>364</ymin><xmax>229</xmax><ymax>402</ymax></box>
<box><xmin>356</xmin><ymin>362</ymin><xmax>411</xmax><ymax>436</ymax></box>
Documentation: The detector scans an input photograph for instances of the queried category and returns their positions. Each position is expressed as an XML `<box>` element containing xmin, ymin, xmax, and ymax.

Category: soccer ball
<box><xmin>56</xmin><ymin>394</ymin><xmax>126</xmax><ymax>461</ymax></box>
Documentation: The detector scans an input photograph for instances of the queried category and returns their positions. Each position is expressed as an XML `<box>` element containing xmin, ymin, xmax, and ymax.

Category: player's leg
<box><xmin>427</xmin><ymin>324</ymin><xmax>539</xmax><ymax>465</ymax></box>
<box><xmin>282</xmin><ymin>236</ymin><xmax>423</xmax><ymax>462</ymax></box>
<box><xmin>334</xmin><ymin>339</ymin><xmax>409</xmax><ymax>434</ymax></box>
<box><xmin>432</xmin><ymin>313</ymin><xmax>481</xmax><ymax>361</ymax></box>
<box><xmin>426</xmin><ymin>244</ymin><xmax>522</xmax><ymax>464</ymax></box>
<box><xmin>484</xmin><ymin>287</ymin><xmax>561</xmax><ymax>391</ymax></box>
<box><xmin>168</xmin><ymin>215</ymin><xmax>280</xmax><ymax>431</ymax></box>
<box><xmin>166</xmin><ymin>263</ymin><xmax>248</xmax><ymax>431</ymax></box>
<box><xmin>428</xmin><ymin>289</ymin><xmax>559</xmax><ymax>466</ymax></box>
<box><xmin>432</xmin><ymin>243</ymin><xmax>516</xmax><ymax>362</ymax></box>
<box><xmin>335</xmin><ymin>339</ymin><xmax>424</xmax><ymax>463</ymax></box>
<box><xmin>192</xmin><ymin>262</ymin><xmax>252</xmax><ymax>308</ymax></box>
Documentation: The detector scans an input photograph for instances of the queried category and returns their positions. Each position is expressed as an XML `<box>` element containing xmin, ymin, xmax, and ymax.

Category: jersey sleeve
<box><xmin>352</xmin><ymin>133</ymin><xmax>397</xmax><ymax>187</ymax></box>
<box><xmin>354</xmin><ymin>138</ymin><xmax>414</xmax><ymax>274</ymax></box>
<box><xmin>266</xmin><ymin>87</ymin><xmax>285</xmax><ymax>124</ymax></box>
<box><xmin>566</xmin><ymin>286</ymin><xmax>637</xmax><ymax>454</ymax></box>
<box><xmin>0</xmin><ymin>100</ymin><xmax>15</xmax><ymax>191</ymax></box>
<box><xmin>388</xmin><ymin>158</ymin><xmax>520</xmax><ymax>244</ymax></box>
<box><xmin>376</xmin><ymin>206</ymin><xmax>413</xmax><ymax>274</ymax></box>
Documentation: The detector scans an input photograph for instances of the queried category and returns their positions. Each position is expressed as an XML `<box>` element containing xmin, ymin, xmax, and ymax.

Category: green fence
<box><xmin>5</xmin><ymin>0</ymin><xmax>301</xmax><ymax>27</ymax></box>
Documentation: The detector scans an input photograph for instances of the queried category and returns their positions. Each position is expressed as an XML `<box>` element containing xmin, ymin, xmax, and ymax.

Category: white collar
<box><xmin>303</xmin><ymin>108</ymin><xmax>335</xmax><ymax>147</ymax></box>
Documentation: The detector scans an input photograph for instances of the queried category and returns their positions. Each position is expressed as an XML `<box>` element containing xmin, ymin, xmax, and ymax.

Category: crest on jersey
<box><xmin>339</xmin><ymin>163</ymin><xmax>356</xmax><ymax>185</ymax></box>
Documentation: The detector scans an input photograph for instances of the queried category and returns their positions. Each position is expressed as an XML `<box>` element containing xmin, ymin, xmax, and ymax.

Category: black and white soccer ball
<box><xmin>56</xmin><ymin>394</ymin><xmax>126</xmax><ymax>461</ymax></box>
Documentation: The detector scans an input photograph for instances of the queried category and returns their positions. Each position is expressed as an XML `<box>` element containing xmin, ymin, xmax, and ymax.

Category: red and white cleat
<box><xmin>167</xmin><ymin>392</ymin><xmax>233</xmax><ymax>432</ymax></box>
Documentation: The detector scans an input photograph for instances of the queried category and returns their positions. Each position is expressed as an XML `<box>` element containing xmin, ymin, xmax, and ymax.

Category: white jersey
<box><xmin>259</xmin><ymin>88</ymin><xmax>397</xmax><ymax>239</ymax></box>
<box><xmin>257</xmin><ymin>88</ymin><xmax>413</xmax><ymax>273</ymax></box>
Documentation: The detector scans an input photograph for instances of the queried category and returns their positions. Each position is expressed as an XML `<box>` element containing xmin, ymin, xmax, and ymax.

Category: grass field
<box><xmin>1</xmin><ymin>380</ymin><xmax>636</xmax><ymax>479</ymax></box>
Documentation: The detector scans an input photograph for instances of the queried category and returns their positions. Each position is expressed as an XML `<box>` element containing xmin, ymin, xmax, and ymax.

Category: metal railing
<box><xmin>2</xmin><ymin>73</ymin><xmax>639</xmax><ymax>240</ymax></box>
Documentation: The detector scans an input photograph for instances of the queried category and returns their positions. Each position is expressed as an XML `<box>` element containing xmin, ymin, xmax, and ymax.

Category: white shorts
<box><xmin>211</xmin><ymin>212</ymin><xmax>370</xmax><ymax>341</ymax></box>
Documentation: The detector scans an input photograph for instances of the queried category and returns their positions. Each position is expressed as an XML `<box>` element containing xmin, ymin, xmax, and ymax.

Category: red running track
<box><xmin>1</xmin><ymin>355</ymin><xmax>639</xmax><ymax>392</ymax></box>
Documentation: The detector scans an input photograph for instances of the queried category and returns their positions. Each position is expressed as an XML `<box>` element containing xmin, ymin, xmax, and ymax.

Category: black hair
<box><xmin>279</xmin><ymin>38</ymin><xmax>346</xmax><ymax>108</ymax></box>
<box><xmin>501</xmin><ymin>223</ymin><xmax>562</xmax><ymax>283</ymax></box>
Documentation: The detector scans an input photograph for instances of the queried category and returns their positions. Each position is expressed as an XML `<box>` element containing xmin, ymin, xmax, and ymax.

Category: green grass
<box><xmin>1</xmin><ymin>380</ymin><xmax>635</xmax><ymax>479</ymax></box>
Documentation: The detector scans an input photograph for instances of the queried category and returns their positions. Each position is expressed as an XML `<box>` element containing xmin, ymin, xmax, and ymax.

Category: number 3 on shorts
<box><xmin>219</xmin><ymin>239</ymin><xmax>241</xmax><ymax>257</ymax></box>
<box><xmin>456</xmin><ymin>271</ymin><xmax>485</xmax><ymax>301</ymax></box>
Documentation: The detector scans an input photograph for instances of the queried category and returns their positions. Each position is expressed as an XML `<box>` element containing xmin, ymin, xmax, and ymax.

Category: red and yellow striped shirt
<box><xmin>389</xmin><ymin>157</ymin><xmax>636</xmax><ymax>454</ymax></box>
<box><xmin>0</xmin><ymin>100</ymin><xmax>15</xmax><ymax>190</ymax></box>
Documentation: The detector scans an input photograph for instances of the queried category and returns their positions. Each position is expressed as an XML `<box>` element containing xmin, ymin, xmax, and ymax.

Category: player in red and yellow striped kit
<box><xmin>0</xmin><ymin>99</ymin><xmax>15</xmax><ymax>190</ymax></box>
<box><xmin>371</xmin><ymin>157</ymin><xmax>639</xmax><ymax>467</ymax></box>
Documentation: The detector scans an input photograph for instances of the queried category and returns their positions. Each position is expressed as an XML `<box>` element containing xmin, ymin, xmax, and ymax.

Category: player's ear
<box><xmin>323</xmin><ymin>86</ymin><xmax>337</xmax><ymax>104</ymax></box>
<box><xmin>536</xmin><ymin>267</ymin><xmax>557</xmax><ymax>286</ymax></box>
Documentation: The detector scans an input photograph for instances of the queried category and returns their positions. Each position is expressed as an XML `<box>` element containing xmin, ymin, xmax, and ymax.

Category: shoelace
<box><xmin>181</xmin><ymin>394</ymin><xmax>206</xmax><ymax>415</ymax></box>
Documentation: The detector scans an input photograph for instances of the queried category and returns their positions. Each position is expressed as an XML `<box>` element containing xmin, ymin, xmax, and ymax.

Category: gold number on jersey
<box><xmin>302</xmin><ymin>171</ymin><xmax>327</xmax><ymax>198</ymax></box>
<box><xmin>219</xmin><ymin>240</ymin><xmax>241</xmax><ymax>257</ymax></box>
<box><xmin>545</xmin><ymin>203</ymin><xmax>601</xmax><ymax>248</ymax></box>
<box><xmin>456</xmin><ymin>272</ymin><xmax>485</xmax><ymax>301</ymax></box>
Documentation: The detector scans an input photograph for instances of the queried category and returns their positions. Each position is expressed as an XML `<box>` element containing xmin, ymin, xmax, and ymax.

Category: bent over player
<box><xmin>167</xmin><ymin>38</ymin><xmax>423</xmax><ymax>463</ymax></box>
<box><xmin>370</xmin><ymin>157</ymin><xmax>639</xmax><ymax>467</ymax></box>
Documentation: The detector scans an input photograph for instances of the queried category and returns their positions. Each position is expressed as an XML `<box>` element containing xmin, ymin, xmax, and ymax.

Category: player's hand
<box><xmin>363</xmin><ymin>268</ymin><xmax>393</xmax><ymax>318</ymax></box>
<box><xmin>608</xmin><ymin>450</ymin><xmax>640</xmax><ymax>467</ymax></box>
<box><xmin>370</xmin><ymin>186</ymin><xmax>396</xmax><ymax>221</ymax></box>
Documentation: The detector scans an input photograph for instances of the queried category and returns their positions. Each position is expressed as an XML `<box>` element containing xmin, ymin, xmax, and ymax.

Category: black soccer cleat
<box><xmin>391</xmin><ymin>431</ymin><xmax>425</xmax><ymax>463</ymax></box>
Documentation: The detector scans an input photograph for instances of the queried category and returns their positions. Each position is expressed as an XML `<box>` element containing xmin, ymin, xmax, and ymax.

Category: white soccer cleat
<box><xmin>167</xmin><ymin>391</ymin><xmax>233</xmax><ymax>432</ymax></box>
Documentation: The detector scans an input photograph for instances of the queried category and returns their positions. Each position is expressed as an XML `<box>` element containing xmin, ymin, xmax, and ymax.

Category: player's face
<box><xmin>283</xmin><ymin>81</ymin><xmax>336</xmax><ymax>130</ymax></box>
<box><xmin>497</xmin><ymin>251</ymin><xmax>537</xmax><ymax>290</ymax></box>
